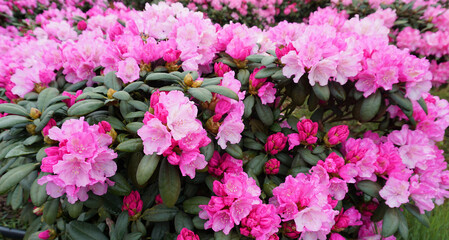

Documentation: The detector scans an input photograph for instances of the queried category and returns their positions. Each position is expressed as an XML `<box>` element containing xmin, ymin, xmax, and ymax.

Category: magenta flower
<box><xmin>208</xmin><ymin>151</ymin><xmax>243</xmax><ymax>178</ymax></box>
<box><xmin>264</xmin><ymin>158</ymin><xmax>280</xmax><ymax>175</ymax></box>
<box><xmin>62</xmin><ymin>90</ymin><xmax>83</xmax><ymax>108</ymax></box>
<box><xmin>281</xmin><ymin>221</ymin><xmax>300</xmax><ymax>239</ymax></box>
<box><xmin>177</xmin><ymin>228</ymin><xmax>199</xmax><ymax>240</ymax></box>
<box><xmin>265</xmin><ymin>133</ymin><xmax>287</xmax><ymax>155</ymax></box>
<box><xmin>240</xmin><ymin>204</ymin><xmax>281</xmax><ymax>240</ymax></box>
<box><xmin>122</xmin><ymin>191</ymin><xmax>143</xmax><ymax>217</ymax></box>
<box><xmin>325</xmin><ymin>125</ymin><xmax>349</xmax><ymax>146</ymax></box>
<box><xmin>214</xmin><ymin>62</ymin><xmax>231</xmax><ymax>77</ymax></box>
<box><xmin>41</xmin><ymin>119</ymin><xmax>56</xmax><ymax>137</ymax></box>
<box><xmin>77</xmin><ymin>20</ymin><xmax>87</xmax><ymax>31</ymax></box>
<box><xmin>163</xmin><ymin>49</ymin><xmax>181</xmax><ymax>63</ymax></box>
<box><xmin>288</xmin><ymin>119</ymin><xmax>318</xmax><ymax>149</ymax></box>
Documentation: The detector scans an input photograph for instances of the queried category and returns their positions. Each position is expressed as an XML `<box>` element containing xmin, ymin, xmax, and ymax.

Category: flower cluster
<box><xmin>138</xmin><ymin>90</ymin><xmax>210</xmax><ymax>178</ymax></box>
<box><xmin>38</xmin><ymin>118</ymin><xmax>117</xmax><ymax>203</ymax></box>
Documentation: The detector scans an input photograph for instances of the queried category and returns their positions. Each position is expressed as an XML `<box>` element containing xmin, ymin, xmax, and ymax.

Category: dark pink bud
<box><xmin>155</xmin><ymin>194</ymin><xmax>163</xmax><ymax>205</ymax></box>
<box><xmin>98</xmin><ymin>121</ymin><xmax>112</xmax><ymax>133</ymax></box>
<box><xmin>249</xmin><ymin>66</ymin><xmax>267</xmax><ymax>89</ymax></box>
<box><xmin>77</xmin><ymin>20</ymin><xmax>87</xmax><ymax>31</ymax></box>
<box><xmin>122</xmin><ymin>191</ymin><xmax>143</xmax><ymax>217</ymax></box>
<box><xmin>326</xmin><ymin>125</ymin><xmax>349</xmax><ymax>146</ymax></box>
<box><xmin>177</xmin><ymin>228</ymin><xmax>200</xmax><ymax>240</ymax></box>
<box><xmin>318</xmin><ymin>152</ymin><xmax>345</xmax><ymax>173</ymax></box>
<box><xmin>150</xmin><ymin>90</ymin><xmax>161</xmax><ymax>108</ymax></box>
<box><xmin>296</xmin><ymin>119</ymin><xmax>318</xmax><ymax>145</ymax></box>
<box><xmin>163</xmin><ymin>49</ymin><xmax>182</xmax><ymax>63</ymax></box>
<box><xmin>42</xmin><ymin>119</ymin><xmax>57</xmax><ymax>137</ymax></box>
<box><xmin>282</xmin><ymin>221</ymin><xmax>300</xmax><ymax>238</ymax></box>
<box><xmin>214</xmin><ymin>62</ymin><xmax>231</xmax><ymax>77</ymax></box>
<box><xmin>275</xmin><ymin>43</ymin><xmax>296</xmax><ymax>60</ymax></box>
<box><xmin>62</xmin><ymin>90</ymin><xmax>83</xmax><ymax>107</ymax></box>
<box><xmin>265</xmin><ymin>132</ymin><xmax>287</xmax><ymax>155</ymax></box>
<box><xmin>38</xmin><ymin>230</ymin><xmax>51</xmax><ymax>239</ymax></box>
<box><xmin>264</xmin><ymin>158</ymin><xmax>280</xmax><ymax>175</ymax></box>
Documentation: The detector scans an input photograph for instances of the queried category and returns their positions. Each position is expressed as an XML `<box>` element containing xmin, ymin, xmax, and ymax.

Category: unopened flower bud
<box><xmin>33</xmin><ymin>206</ymin><xmax>43</xmax><ymax>216</ymax></box>
<box><xmin>155</xmin><ymin>194</ymin><xmax>163</xmax><ymax>205</ymax></box>
<box><xmin>107</xmin><ymin>88</ymin><xmax>117</xmax><ymax>99</ymax></box>
<box><xmin>264</xmin><ymin>158</ymin><xmax>280</xmax><ymax>175</ymax></box>
<box><xmin>184</xmin><ymin>73</ymin><xmax>194</xmax><ymax>87</ymax></box>
<box><xmin>214</xmin><ymin>62</ymin><xmax>231</xmax><ymax>77</ymax></box>
<box><xmin>122</xmin><ymin>191</ymin><xmax>143</xmax><ymax>220</ymax></box>
<box><xmin>265</xmin><ymin>132</ymin><xmax>287</xmax><ymax>155</ymax></box>
<box><xmin>38</xmin><ymin>229</ymin><xmax>56</xmax><ymax>240</ymax></box>
<box><xmin>205</xmin><ymin>117</ymin><xmax>221</xmax><ymax>134</ymax></box>
<box><xmin>26</xmin><ymin>123</ymin><xmax>36</xmax><ymax>135</ymax></box>
<box><xmin>30</xmin><ymin>107</ymin><xmax>41</xmax><ymax>119</ymax></box>
<box><xmin>324</xmin><ymin>125</ymin><xmax>349</xmax><ymax>147</ymax></box>
<box><xmin>191</xmin><ymin>79</ymin><xmax>203</xmax><ymax>88</ymax></box>
<box><xmin>282</xmin><ymin>221</ymin><xmax>300</xmax><ymax>238</ymax></box>
<box><xmin>77</xmin><ymin>20</ymin><xmax>87</xmax><ymax>31</ymax></box>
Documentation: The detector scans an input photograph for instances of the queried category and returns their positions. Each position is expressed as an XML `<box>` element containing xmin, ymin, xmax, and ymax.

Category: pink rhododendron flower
<box><xmin>177</xmin><ymin>228</ymin><xmax>199</xmax><ymax>240</ymax></box>
<box><xmin>38</xmin><ymin>118</ymin><xmax>117</xmax><ymax>203</ymax></box>
<box><xmin>379</xmin><ymin>177</ymin><xmax>410</xmax><ymax>208</ymax></box>
<box><xmin>116</xmin><ymin>58</ymin><xmax>140</xmax><ymax>83</ymax></box>
<box><xmin>288</xmin><ymin>119</ymin><xmax>318</xmax><ymax>149</ymax></box>
<box><xmin>138</xmin><ymin>91</ymin><xmax>210</xmax><ymax>178</ymax></box>
<box><xmin>122</xmin><ymin>191</ymin><xmax>143</xmax><ymax>217</ymax></box>
<box><xmin>208</xmin><ymin>151</ymin><xmax>243</xmax><ymax>178</ymax></box>
<box><xmin>200</xmin><ymin>172</ymin><xmax>262</xmax><ymax>235</ymax></box>
<box><xmin>325</xmin><ymin>125</ymin><xmax>349</xmax><ymax>146</ymax></box>
<box><xmin>214</xmin><ymin>62</ymin><xmax>231</xmax><ymax>77</ymax></box>
<box><xmin>38</xmin><ymin>230</ymin><xmax>51</xmax><ymax>239</ymax></box>
<box><xmin>41</xmin><ymin>119</ymin><xmax>56</xmax><ymax>137</ymax></box>
<box><xmin>240</xmin><ymin>204</ymin><xmax>281</xmax><ymax>240</ymax></box>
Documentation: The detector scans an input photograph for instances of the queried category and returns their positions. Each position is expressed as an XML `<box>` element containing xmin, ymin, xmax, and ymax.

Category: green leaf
<box><xmin>0</xmin><ymin>103</ymin><xmax>29</xmax><ymax>116</ymax></box>
<box><xmin>417</xmin><ymin>97</ymin><xmax>428</xmax><ymax>115</ymax></box>
<box><xmin>246</xmin><ymin>54</ymin><xmax>264</xmax><ymax>63</ymax></box>
<box><xmin>76</xmin><ymin>92</ymin><xmax>106</xmax><ymax>101</ymax></box>
<box><xmin>124</xmin><ymin>233</ymin><xmax>142</xmax><ymax>240</ymax></box>
<box><xmin>37</xmin><ymin>88</ymin><xmax>59</xmax><ymax>110</ymax></box>
<box><xmin>404</xmin><ymin>203</ymin><xmax>430</xmax><ymax>228</ymax></box>
<box><xmin>23</xmin><ymin>135</ymin><xmax>43</xmax><ymax>146</ymax></box>
<box><xmin>389</xmin><ymin>91</ymin><xmax>413</xmax><ymax>111</ymax></box>
<box><xmin>202</xmin><ymin>77</ymin><xmax>222</xmax><ymax>86</ymax></box>
<box><xmin>329</xmin><ymin>82</ymin><xmax>346</xmax><ymax>101</ymax></box>
<box><xmin>188</xmin><ymin>88</ymin><xmax>213</xmax><ymax>102</ymax></box>
<box><xmin>11</xmin><ymin>185</ymin><xmax>23</xmax><ymax>210</ymax></box>
<box><xmin>225</xmin><ymin>143</ymin><xmax>243</xmax><ymax>159</ymax></box>
<box><xmin>298</xmin><ymin>148</ymin><xmax>321</xmax><ymax>165</ymax></box>
<box><xmin>200</xmin><ymin>141</ymin><xmax>215</xmax><ymax>162</ymax></box>
<box><xmin>243</xmin><ymin>95</ymin><xmax>255</xmax><ymax>118</ymax></box>
<box><xmin>142</xmin><ymin>204</ymin><xmax>179</xmax><ymax>222</ymax></box>
<box><xmin>243</xmin><ymin>138</ymin><xmax>264</xmax><ymax>151</ymax></box>
<box><xmin>261</xmin><ymin>56</ymin><xmax>277</xmax><ymax>66</ymax></box>
<box><xmin>123</xmin><ymin>81</ymin><xmax>144</xmax><ymax>92</ymax></box>
<box><xmin>216</xmin><ymin>58</ymin><xmax>237</xmax><ymax>68</ymax></box>
<box><xmin>237</xmin><ymin>69</ymin><xmax>250</xmax><ymax>85</ymax></box>
<box><xmin>353</xmin><ymin>90</ymin><xmax>382</xmax><ymax>122</ymax></box>
<box><xmin>0</xmin><ymin>115</ymin><xmax>30</xmax><ymax>129</ymax></box>
<box><xmin>67</xmin><ymin>221</ymin><xmax>108</xmax><ymax>240</ymax></box>
<box><xmin>183</xmin><ymin>196</ymin><xmax>210</xmax><ymax>215</ymax></box>
<box><xmin>105</xmin><ymin>71</ymin><xmax>123</xmax><ymax>90</ymax></box>
<box><xmin>398</xmin><ymin>208</ymin><xmax>409</xmax><ymax>240</ymax></box>
<box><xmin>104</xmin><ymin>116</ymin><xmax>125</xmax><ymax>130</ymax></box>
<box><xmin>146</xmin><ymin>73</ymin><xmax>182</xmax><ymax>82</ymax></box>
<box><xmin>159</xmin><ymin>160</ymin><xmax>181</xmax><ymax>208</ymax></box>
<box><xmin>0</xmin><ymin>163</ymin><xmax>36</xmax><ymax>194</ymax></box>
<box><xmin>192</xmin><ymin>216</ymin><xmax>206</xmax><ymax>230</ymax></box>
<box><xmin>64</xmin><ymin>80</ymin><xmax>87</xmax><ymax>92</ymax></box>
<box><xmin>382</xmin><ymin>208</ymin><xmax>400</xmax><ymax>237</ymax></box>
<box><xmin>68</xmin><ymin>99</ymin><xmax>104</xmax><ymax>116</ymax></box>
<box><xmin>174</xmin><ymin>212</ymin><xmax>194</xmax><ymax>233</ymax></box>
<box><xmin>30</xmin><ymin>173</ymin><xmax>49</xmax><ymax>207</ymax></box>
<box><xmin>245</xmin><ymin>154</ymin><xmax>268</xmax><ymax>176</ymax></box>
<box><xmin>67</xmin><ymin>201</ymin><xmax>83</xmax><ymax>219</ymax></box>
<box><xmin>128</xmin><ymin>100</ymin><xmax>149</xmax><ymax>112</ymax></box>
<box><xmin>114</xmin><ymin>212</ymin><xmax>129</xmax><ymax>240</ymax></box>
<box><xmin>126</xmin><ymin>122</ymin><xmax>144</xmax><ymax>134</ymax></box>
<box><xmin>203</xmin><ymin>85</ymin><xmax>239</xmax><ymax>101</ymax></box>
<box><xmin>136</xmin><ymin>154</ymin><xmax>160</xmax><ymax>185</ymax></box>
<box><xmin>291</xmin><ymin>82</ymin><xmax>308</xmax><ymax>106</ymax></box>
<box><xmin>6</xmin><ymin>144</ymin><xmax>42</xmax><ymax>158</ymax></box>
<box><xmin>357</xmin><ymin>180</ymin><xmax>382</xmax><ymax>199</ymax></box>
<box><xmin>43</xmin><ymin>198</ymin><xmax>59</xmax><ymax>225</ymax></box>
<box><xmin>125</xmin><ymin>111</ymin><xmax>146</xmax><ymax>119</ymax></box>
<box><xmin>255</xmin><ymin>98</ymin><xmax>274</xmax><ymax>126</ymax></box>
<box><xmin>108</xmin><ymin>173</ymin><xmax>132</xmax><ymax>196</ymax></box>
<box><xmin>116</xmin><ymin>138</ymin><xmax>143</xmax><ymax>152</ymax></box>
<box><xmin>92</xmin><ymin>76</ymin><xmax>105</xmax><ymax>84</ymax></box>
<box><xmin>312</xmin><ymin>84</ymin><xmax>330</xmax><ymax>101</ymax></box>
<box><xmin>255</xmin><ymin>67</ymin><xmax>278</xmax><ymax>79</ymax></box>
<box><xmin>113</xmin><ymin>91</ymin><xmax>131</xmax><ymax>101</ymax></box>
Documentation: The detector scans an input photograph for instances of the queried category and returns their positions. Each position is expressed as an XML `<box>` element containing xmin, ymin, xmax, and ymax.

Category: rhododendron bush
<box><xmin>0</xmin><ymin>1</ymin><xmax>449</xmax><ymax>240</ymax></box>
